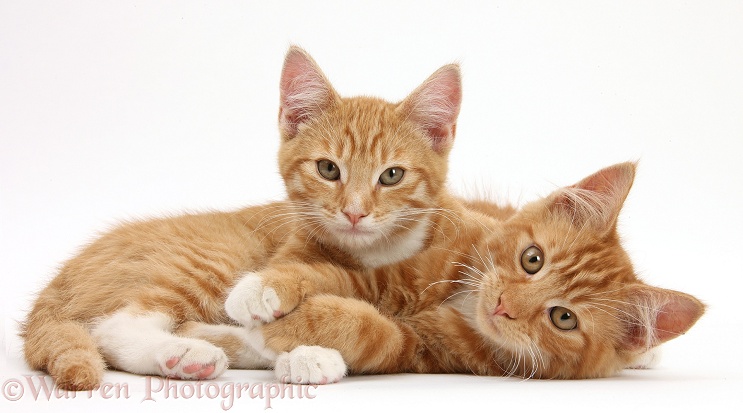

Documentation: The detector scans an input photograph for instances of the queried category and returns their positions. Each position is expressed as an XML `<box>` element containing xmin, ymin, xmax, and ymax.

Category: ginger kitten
<box><xmin>223</xmin><ymin>46</ymin><xmax>464</xmax><ymax>328</ymax></box>
<box><xmin>22</xmin><ymin>46</ymin><xmax>464</xmax><ymax>391</ymax></box>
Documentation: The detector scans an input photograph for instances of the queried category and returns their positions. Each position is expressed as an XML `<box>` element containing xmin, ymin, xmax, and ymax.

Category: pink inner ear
<box><xmin>279</xmin><ymin>47</ymin><xmax>335</xmax><ymax>137</ymax></box>
<box><xmin>623</xmin><ymin>286</ymin><xmax>705</xmax><ymax>350</ymax></box>
<box><xmin>403</xmin><ymin>64</ymin><xmax>462</xmax><ymax>152</ymax></box>
<box><xmin>549</xmin><ymin>162</ymin><xmax>636</xmax><ymax>229</ymax></box>
<box><xmin>654</xmin><ymin>293</ymin><xmax>706</xmax><ymax>342</ymax></box>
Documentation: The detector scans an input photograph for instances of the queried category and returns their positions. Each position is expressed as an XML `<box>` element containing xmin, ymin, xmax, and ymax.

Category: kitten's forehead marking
<box><xmin>543</xmin><ymin>236</ymin><xmax>634</xmax><ymax>309</ymax></box>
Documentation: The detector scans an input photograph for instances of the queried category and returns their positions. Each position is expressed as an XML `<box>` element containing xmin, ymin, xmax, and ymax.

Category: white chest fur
<box><xmin>353</xmin><ymin>218</ymin><xmax>429</xmax><ymax>268</ymax></box>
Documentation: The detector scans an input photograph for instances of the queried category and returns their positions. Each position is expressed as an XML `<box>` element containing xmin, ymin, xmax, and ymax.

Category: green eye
<box><xmin>379</xmin><ymin>167</ymin><xmax>405</xmax><ymax>186</ymax></box>
<box><xmin>520</xmin><ymin>245</ymin><xmax>544</xmax><ymax>274</ymax></box>
<box><xmin>550</xmin><ymin>307</ymin><xmax>578</xmax><ymax>331</ymax></box>
<box><xmin>317</xmin><ymin>160</ymin><xmax>340</xmax><ymax>181</ymax></box>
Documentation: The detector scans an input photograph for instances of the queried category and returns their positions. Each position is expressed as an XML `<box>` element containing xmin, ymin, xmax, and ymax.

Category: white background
<box><xmin>1</xmin><ymin>1</ymin><xmax>741</xmax><ymax>412</ymax></box>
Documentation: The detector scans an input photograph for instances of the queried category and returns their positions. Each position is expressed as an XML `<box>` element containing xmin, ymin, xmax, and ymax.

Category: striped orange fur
<box><xmin>22</xmin><ymin>204</ymin><xmax>289</xmax><ymax>390</ymax></box>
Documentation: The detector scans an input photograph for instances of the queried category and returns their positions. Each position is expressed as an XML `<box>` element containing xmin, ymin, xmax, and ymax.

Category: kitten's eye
<box><xmin>317</xmin><ymin>159</ymin><xmax>340</xmax><ymax>181</ymax></box>
<box><xmin>379</xmin><ymin>167</ymin><xmax>405</xmax><ymax>186</ymax></box>
<box><xmin>550</xmin><ymin>307</ymin><xmax>578</xmax><ymax>331</ymax></box>
<box><xmin>520</xmin><ymin>246</ymin><xmax>544</xmax><ymax>274</ymax></box>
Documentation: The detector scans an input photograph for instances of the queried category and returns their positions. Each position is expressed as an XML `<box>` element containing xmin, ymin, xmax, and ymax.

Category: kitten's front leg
<box><xmin>257</xmin><ymin>295</ymin><xmax>421</xmax><ymax>382</ymax></box>
<box><xmin>225</xmin><ymin>262</ymin><xmax>359</xmax><ymax>326</ymax></box>
<box><xmin>257</xmin><ymin>296</ymin><xmax>498</xmax><ymax>382</ymax></box>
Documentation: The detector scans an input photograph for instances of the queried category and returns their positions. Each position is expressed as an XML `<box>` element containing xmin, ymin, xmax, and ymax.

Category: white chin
<box><xmin>333</xmin><ymin>231</ymin><xmax>382</xmax><ymax>249</ymax></box>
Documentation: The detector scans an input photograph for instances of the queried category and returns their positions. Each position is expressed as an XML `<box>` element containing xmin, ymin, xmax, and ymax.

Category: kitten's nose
<box><xmin>343</xmin><ymin>212</ymin><xmax>367</xmax><ymax>226</ymax></box>
<box><xmin>493</xmin><ymin>296</ymin><xmax>515</xmax><ymax>319</ymax></box>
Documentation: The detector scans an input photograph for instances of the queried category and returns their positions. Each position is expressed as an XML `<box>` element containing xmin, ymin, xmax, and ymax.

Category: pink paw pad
<box><xmin>165</xmin><ymin>357</ymin><xmax>180</xmax><ymax>369</ymax></box>
<box><xmin>182</xmin><ymin>363</ymin><xmax>203</xmax><ymax>374</ymax></box>
<box><xmin>163</xmin><ymin>358</ymin><xmax>216</xmax><ymax>380</ymax></box>
<box><xmin>180</xmin><ymin>363</ymin><xmax>216</xmax><ymax>379</ymax></box>
<box><xmin>197</xmin><ymin>365</ymin><xmax>216</xmax><ymax>379</ymax></box>
<box><xmin>273</xmin><ymin>310</ymin><xmax>284</xmax><ymax>318</ymax></box>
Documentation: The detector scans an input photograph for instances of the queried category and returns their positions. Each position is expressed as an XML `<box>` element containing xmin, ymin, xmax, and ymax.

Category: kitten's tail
<box><xmin>21</xmin><ymin>303</ymin><xmax>105</xmax><ymax>391</ymax></box>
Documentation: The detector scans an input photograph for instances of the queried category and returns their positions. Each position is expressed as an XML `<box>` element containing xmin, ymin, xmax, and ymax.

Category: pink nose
<box><xmin>344</xmin><ymin>212</ymin><xmax>366</xmax><ymax>226</ymax></box>
<box><xmin>493</xmin><ymin>296</ymin><xmax>515</xmax><ymax>319</ymax></box>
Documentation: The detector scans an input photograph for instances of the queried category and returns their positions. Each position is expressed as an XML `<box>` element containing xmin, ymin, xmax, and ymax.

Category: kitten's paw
<box><xmin>274</xmin><ymin>346</ymin><xmax>347</xmax><ymax>385</ymax></box>
<box><xmin>225</xmin><ymin>272</ymin><xmax>282</xmax><ymax>326</ymax></box>
<box><xmin>156</xmin><ymin>339</ymin><xmax>228</xmax><ymax>380</ymax></box>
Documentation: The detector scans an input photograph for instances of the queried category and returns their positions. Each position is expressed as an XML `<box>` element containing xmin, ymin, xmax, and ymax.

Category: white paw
<box><xmin>225</xmin><ymin>272</ymin><xmax>282</xmax><ymax>326</ymax></box>
<box><xmin>274</xmin><ymin>346</ymin><xmax>347</xmax><ymax>384</ymax></box>
<box><xmin>156</xmin><ymin>338</ymin><xmax>228</xmax><ymax>380</ymax></box>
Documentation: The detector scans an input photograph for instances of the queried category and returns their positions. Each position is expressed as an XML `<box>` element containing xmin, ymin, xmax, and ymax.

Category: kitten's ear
<box><xmin>619</xmin><ymin>284</ymin><xmax>705</xmax><ymax>351</ymax></box>
<box><xmin>398</xmin><ymin>64</ymin><xmax>462</xmax><ymax>153</ymax></box>
<box><xmin>279</xmin><ymin>46</ymin><xmax>339</xmax><ymax>139</ymax></box>
<box><xmin>549</xmin><ymin>162</ymin><xmax>636</xmax><ymax>231</ymax></box>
